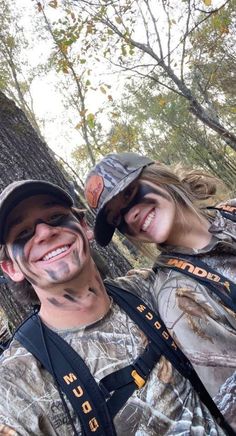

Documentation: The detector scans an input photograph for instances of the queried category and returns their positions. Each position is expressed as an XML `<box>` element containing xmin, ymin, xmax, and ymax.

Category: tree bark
<box><xmin>0</xmin><ymin>91</ymin><xmax>132</xmax><ymax>330</ymax></box>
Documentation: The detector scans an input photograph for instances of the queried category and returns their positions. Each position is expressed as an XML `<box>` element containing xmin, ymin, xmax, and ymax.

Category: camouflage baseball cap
<box><xmin>85</xmin><ymin>152</ymin><xmax>154</xmax><ymax>246</ymax></box>
<box><xmin>0</xmin><ymin>180</ymin><xmax>73</xmax><ymax>244</ymax></box>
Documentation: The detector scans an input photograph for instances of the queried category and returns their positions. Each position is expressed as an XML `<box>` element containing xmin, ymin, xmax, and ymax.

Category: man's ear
<box><xmin>1</xmin><ymin>260</ymin><xmax>25</xmax><ymax>282</ymax></box>
<box><xmin>79</xmin><ymin>218</ymin><xmax>94</xmax><ymax>241</ymax></box>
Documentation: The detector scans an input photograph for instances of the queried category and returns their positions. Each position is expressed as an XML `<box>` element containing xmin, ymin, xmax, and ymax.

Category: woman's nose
<box><xmin>124</xmin><ymin>205</ymin><xmax>140</xmax><ymax>225</ymax></box>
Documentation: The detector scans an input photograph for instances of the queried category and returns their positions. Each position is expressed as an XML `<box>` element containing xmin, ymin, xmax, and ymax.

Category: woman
<box><xmin>85</xmin><ymin>151</ymin><xmax>236</xmax><ymax>428</ymax></box>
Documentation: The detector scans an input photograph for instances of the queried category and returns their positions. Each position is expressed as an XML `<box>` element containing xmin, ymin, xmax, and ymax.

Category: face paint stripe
<box><xmin>117</xmin><ymin>183</ymin><xmax>171</xmax><ymax>236</ymax></box>
<box><xmin>8</xmin><ymin>211</ymin><xmax>89</xmax><ymax>287</ymax></box>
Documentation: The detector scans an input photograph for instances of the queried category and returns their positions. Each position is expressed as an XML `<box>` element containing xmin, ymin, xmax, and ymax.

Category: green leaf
<box><xmin>115</xmin><ymin>16</ymin><xmax>122</xmax><ymax>24</ymax></box>
<box><xmin>87</xmin><ymin>113</ymin><xmax>95</xmax><ymax>128</ymax></box>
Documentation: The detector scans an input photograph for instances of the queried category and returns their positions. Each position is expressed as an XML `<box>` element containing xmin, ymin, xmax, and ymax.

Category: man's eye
<box><xmin>15</xmin><ymin>228</ymin><xmax>33</xmax><ymax>241</ymax></box>
<box><xmin>47</xmin><ymin>213</ymin><xmax>67</xmax><ymax>225</ymax></box>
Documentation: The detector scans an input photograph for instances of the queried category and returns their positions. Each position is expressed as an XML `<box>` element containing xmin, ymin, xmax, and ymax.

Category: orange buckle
<box><xmin>131</xmin><ymin>369</ymin><xmax>146</xmax><ymax>389</ymax></box>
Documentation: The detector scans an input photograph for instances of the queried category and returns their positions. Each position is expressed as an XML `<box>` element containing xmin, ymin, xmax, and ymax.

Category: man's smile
<box><xmin>41</xmin><ymin>244</ymin><xmax>72</xmax><ymax>261</ymax></box>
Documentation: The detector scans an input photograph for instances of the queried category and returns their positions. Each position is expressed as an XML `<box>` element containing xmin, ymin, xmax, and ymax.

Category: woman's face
<box><xmin>105</xmin><ymin>179</ymin><xmax>177</xmax><ymax>245</ymax></box>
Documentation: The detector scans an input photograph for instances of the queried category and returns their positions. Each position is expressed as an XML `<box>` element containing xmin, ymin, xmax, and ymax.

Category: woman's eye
<box><xmin>111</xmin><ymin>214</ymin><xmax>121</xmax><ymax>227</ymax></box>
<box><xmin>123</xmin><ymin>186</ymin><xmax>135</xmax><ymax>201</ymax></box>
<box><xmin>106</xmin><ymin>210</ymin><xmax>121</xmax><ymax>227</ymax></box>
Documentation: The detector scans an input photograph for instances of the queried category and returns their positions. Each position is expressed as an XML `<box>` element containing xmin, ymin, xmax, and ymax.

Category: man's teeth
<box><xmin>42</xmin><ymin>245</ymin><xmax>69</xmax><ymax>261</ymax></box>
<box><xmin>142</xmin><ymin>211</ymin><xmax>155</xmax><ymax>231</ymax></box>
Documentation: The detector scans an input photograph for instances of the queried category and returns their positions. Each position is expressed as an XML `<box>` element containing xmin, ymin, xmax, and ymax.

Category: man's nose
<box><xmin>33</xmin><ymin>222</ymin><xmax>58</xmax><ymax>243</ymax></box>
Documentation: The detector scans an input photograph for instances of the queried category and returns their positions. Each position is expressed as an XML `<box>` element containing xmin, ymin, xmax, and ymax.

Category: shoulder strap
<box><xmin>106</xmin><ymin>282</ymin><xmax>192</xmax><ymax>377</ymax></box>
<box><xmin>207</xmin><ymin>205</ymin><xmax>236</xmax><ymax>222</ymax></box>
<box><xmin>15</xmin><ymin>314</ymin><xmax>116</xmax><ymax>436</ymax></box>
<box><xmin>106</xmin><ymin>283</ymin><xmax>235</xmax><ymax>436</ymax></box>
<box><xmin>156</xmin><ymin>253</ymin><xmax>236</xmax><ymax>313</ymax></box>
<box><xmin>14</xmin><ymin>312</ymin><xmax>162</xmax><ymax>433</ymax></box>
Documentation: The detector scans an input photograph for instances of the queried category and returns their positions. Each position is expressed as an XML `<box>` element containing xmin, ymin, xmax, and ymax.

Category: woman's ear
<box><xmin>1</xmin><ymin>259</ymin><xmax>25</xmax><ymax>282</ymax></box>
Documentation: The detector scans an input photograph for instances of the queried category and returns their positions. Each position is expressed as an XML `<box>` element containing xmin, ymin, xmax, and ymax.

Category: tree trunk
<box><xmin>0</xmin><ymin>91</ymin><xmax>132</xmax><ymax>330</ymax></box>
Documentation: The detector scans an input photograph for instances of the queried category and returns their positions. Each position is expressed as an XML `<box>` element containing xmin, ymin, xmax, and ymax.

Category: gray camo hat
<box><xmin>85</xmin><ymin>152</ymin><xmax>154</xmax><ymax>246</ymax></box>
<box><xmin>0</xmin><ymin>180</ymin><xmax>73</xmax><ymax>244</ymax></box>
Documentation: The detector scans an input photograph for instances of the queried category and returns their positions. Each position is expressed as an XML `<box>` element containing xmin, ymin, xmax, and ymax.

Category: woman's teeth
<box><xmin>42</xmin><ymin>245</ymin><xmax>69</xmax><ymax>261</ymax></box>
<box><xmin>142</xmin><ymin>211</ymin><xmax>155</xmax><ymax>231</ymax></box>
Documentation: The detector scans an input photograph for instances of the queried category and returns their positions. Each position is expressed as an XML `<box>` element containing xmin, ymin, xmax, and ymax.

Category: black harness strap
<box><xmin>207</xmin><ymin>205</ymin><xmax>236</xmax><ymax>222</ymax></box>
<box><xmin>15</xmin><ymin>314</ymin><xmax>116</xmax><ymax>436</ymax></box>
<box><xmin>156</xmin><ymin>253</ymin><xmax>236</xmax><ymax>313</ymax></box>
<box><xmin>105</xmin><ymin>283</ymin><xmax>235</xmax><ymax>436</ymax></box>
<box><xmin>101</xmin><ymin>343</ymin><xmax>161</xmax><ymax>418</ymax></box>
<box><xmin>106</xmin><ymin>283</ymin><xmax>193</xmax><ymax>379</ymax></box>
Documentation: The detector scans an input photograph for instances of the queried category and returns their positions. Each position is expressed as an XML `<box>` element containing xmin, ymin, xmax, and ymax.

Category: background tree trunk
<box><xmin>0</xmin><ymin>91</ymin><xmax>132</xmax><ymax>331</ymax></box>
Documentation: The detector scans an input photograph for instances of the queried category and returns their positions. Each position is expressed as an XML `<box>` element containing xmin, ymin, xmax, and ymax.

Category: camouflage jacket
<box><xmin>151</xmin><ymin>210</ymin><xmax>236</xmax><ymax>428</ymax></box>
<box><xmin>0</xmin><ymin>272</ymin><xmax>226</xmax><ymax>436</ymax></box>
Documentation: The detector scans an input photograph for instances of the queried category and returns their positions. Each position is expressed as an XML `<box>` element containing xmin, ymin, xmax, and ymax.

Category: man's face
<box><xmin>4</xmin><ymin>194</ymin><xmax>90</xmax><ymax>289</ymax></box>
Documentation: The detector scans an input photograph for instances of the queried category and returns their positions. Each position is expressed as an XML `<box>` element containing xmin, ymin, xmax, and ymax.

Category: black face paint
<box><xmin>11</xmin><ymin>215</ymin><xmax>72</xmax><ymax>260</ymax></box>
<box><xmin>10</xmin><ymin>213</ymin><xmax>87</xmax><ymax>284</ymax></box>
<box><xmin>117</xmin><ymin>183</ymin><xmax>171</xmax><ymax>235</ymax></box>
<box><xmin>45</xmin><ymin>269</ymin><xmax>60</xmax><ymax>281</ymax></box>
<box><xmin>48</xmin><ymin>297</ymin><xmax>63</xmax><ymax>307</ymax></box>
<box><xmin>64</xmin><ymin>288</ymin><xmax>78</xmax><ymax>295</ymax></box>
<box><xmin>63</xmin><ymin>293</ymin><xmax>77</xmax><ymax>302</ymax></box>
<box><xmin>72</xmin><ymin>248</ymin><xmax>81</xmax><ymax>266</ymax></box>
<box><xmin>45</xmin><ymin>261</ymin><xmax>70</xmax><ymax>282</ymax></box>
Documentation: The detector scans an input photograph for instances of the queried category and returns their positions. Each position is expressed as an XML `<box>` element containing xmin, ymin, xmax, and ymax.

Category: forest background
<box><xmin>0</xmin><ymin>0</ymin><xmax>235</xmax><ymax>330</ymax></box>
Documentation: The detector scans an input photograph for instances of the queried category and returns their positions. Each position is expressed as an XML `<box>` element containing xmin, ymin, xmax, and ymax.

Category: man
<box><xmin>0</xmin><ymin>179</ymin><xmax>230</xmax><ymax>435</ymax></box>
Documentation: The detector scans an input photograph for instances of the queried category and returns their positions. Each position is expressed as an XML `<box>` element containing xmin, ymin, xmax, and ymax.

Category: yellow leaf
<box><xmin>100</xmin><ymin>86</ymin><xmax>107</xmax><ymax>94</ymax></box>
<box><xmin>202</xmin><ymin>0</ymin><xmax>212</xmax><ymax>6</ymax></box>
<box><xmin>75</xmin><ymin>122</ymin><xmax>83</xmax><ymax>130</ymax></box>
<box><xmin>159</xmin><ymin>97</ymin><xmax>167</xmax><ymax>107</ymax></box>
<box><xmin>220</xmin><ymin>25</ymin><xmax>229</xmax><ymax>34</ymax></box>
<box><xmin>49</xmin><ymin>0</ymin><xmax>58</xmax><ymax>8</ymax></box>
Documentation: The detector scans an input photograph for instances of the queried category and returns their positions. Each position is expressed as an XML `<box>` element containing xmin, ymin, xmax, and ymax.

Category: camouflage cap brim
<box><xmin>94</xmin><ymin>166</ymin><xmax>143</xmax><ymax>246</ymax></box>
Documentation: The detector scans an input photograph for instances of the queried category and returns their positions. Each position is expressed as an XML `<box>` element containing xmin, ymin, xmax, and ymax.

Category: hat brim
<box><xmin>0</xmin><ymin>181</ymin><xmax>73</xmax><ymax>244</ymax></box>
<box><xmin>94</xmin><ymin>166</ymin><xmax>143</xmax><ymax>246</ymax></box>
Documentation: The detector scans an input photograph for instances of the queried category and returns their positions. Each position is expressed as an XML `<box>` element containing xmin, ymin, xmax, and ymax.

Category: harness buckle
<box><xmin>131</xmin><ymin>369</ymin><xmax>146</xmax><ymax>389</ymax></box>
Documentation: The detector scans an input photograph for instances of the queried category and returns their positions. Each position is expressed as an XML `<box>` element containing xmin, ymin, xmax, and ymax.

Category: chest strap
<box><xmin>207</xmin><ymin>205</ymin><xmax>236</xmax><ymax>222</ymax></box>
<box><xmin>15</xmin><ymin>314</ymin><xmax>116</xmax><ymax>436</ymax></box>
<box><xmin>156</xmin><ymin>253</ymin><xmax>236</xmax><ymax>313</ymax></box>
<box><xmin>100</xmin><ymin>342</ymin><xmax>161</xmax><ymax>418</ymax></box>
